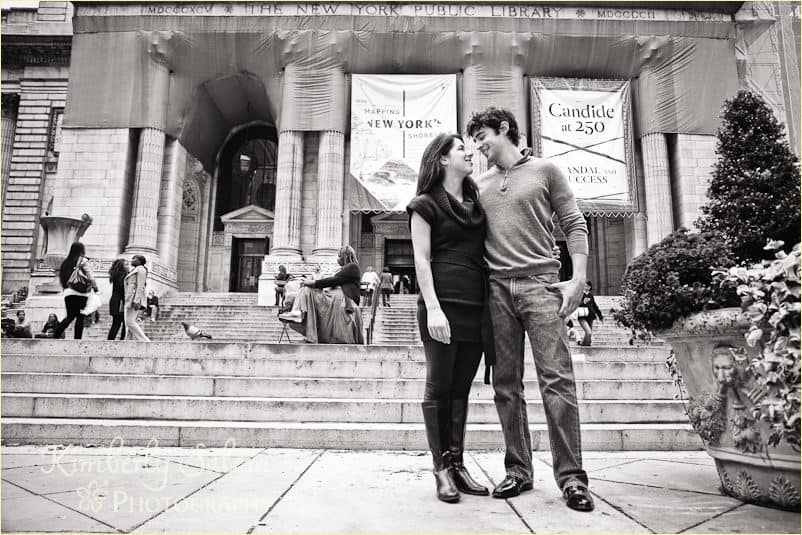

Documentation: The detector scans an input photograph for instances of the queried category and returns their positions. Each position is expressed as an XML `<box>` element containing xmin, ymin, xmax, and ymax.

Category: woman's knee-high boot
<box><xmin>449</xmin><ymin>399</ymin><xmax>489</xmax><ymax>495</ymax></box>
<box><xmin>422</xmin><ymin>400</ymin><xmax>460</xmax><ymax>503</ymax></box>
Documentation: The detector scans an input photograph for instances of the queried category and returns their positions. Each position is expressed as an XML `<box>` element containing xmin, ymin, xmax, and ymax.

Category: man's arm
<box><xmin>546</xmin><ymin>162</ymin><xmax>588</xmax><ymax>317</ymax></box>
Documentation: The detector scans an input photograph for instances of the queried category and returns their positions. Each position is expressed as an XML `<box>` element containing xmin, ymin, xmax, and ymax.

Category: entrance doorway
<box><xmin>384</xmin><ymin>239</ymin><xmax>417</xmax><ymax>293</ymax></box>
<box><xmin>230</xmin><ymin>238</ymin><xmax>267</xmax><ymax>292</ymax></box>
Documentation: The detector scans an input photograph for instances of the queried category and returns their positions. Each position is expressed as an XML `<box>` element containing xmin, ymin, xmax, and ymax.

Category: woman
<box><xmin>107</xmin><ymin>258</ymin><xmax>129</xmax><ymax>340</ymax></box>
<box><xmin>379</xmin><ymin>267</ymin><xmax>394</xmax><ymax>307</ymax></box>
<box><xmin>123</xmin><ymin>254</ymin><xmax>150</xmax><ymax>341</ymax></box>
<box><xmin>278</xmin><ymin>245</ymin><xmax>363</xmax><ymax>344</ymax></box>
<box><xmin>576</xmin><ymin>281</ymin><xmax>603</xmax><ymax>346</ymax></box>
<box><xmin>407</xmin><ymin>133</ymin><xmax>490</xmax><ymax>503</ymax></box>
<box><xmin>55</xmin><ymin>241</ymin><xmax>97</xmax><ymax>339</ymax></box>
<box><xmin>41</xmin><ymin>313</ymin><xmax>60</xmax><ymax>338</ymax></box>
<box><xmin>275</xmin><ymin>264</ymin><xmax>290</xmax><ymax>307</ymax></box>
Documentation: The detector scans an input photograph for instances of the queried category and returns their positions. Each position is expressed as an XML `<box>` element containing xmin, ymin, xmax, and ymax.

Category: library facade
<box><xmin>1</xmin><ymin>1</ymin><xmax>799</xmax><ymax>301</ymax></box>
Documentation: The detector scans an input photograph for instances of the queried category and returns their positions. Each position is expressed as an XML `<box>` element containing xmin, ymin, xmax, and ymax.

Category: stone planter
<box><xmin>663</xmin><ymin>308</ymin><xmax>800</xmax><ymax>511</ymax></box>
<box><xmin>36</xmin><ymin>215</ymin><xmax>92</xmax><ymax>294</ymax></box>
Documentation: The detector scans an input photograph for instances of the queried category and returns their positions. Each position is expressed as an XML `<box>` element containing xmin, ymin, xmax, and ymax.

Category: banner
<box><xmin>350</xmin><ymin>74</ymin><xmax>457</xmax><ymax>211</ymax></box>
<box><xmin>530</xmin><ymin>78</ymin><xmax>639</xmax><ymax>215</ymax></box>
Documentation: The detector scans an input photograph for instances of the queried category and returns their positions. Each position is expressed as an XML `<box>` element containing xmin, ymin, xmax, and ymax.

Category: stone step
<box><xmin>2</xmin><ymin>393</ymin><xmax>685</xmax><ymax>424</ymax></box>
<box><xmin>0</xmin><ymin>417</ymin><xmax>700</xmax><ymax>450</ymax></box>
<box><xmin>0</xmin><ymin>340</ymin><xmax>667</xmax><ymax>361</ymax></box>
<box><xmin>3</xmin><ymin>354</ymin><xmax>669</xmax><ymax>381</ymax></box>
<box><xmin>2</xmin><ymin>373</ymin><xmax>677</xmax><ymax>400</ymax></box>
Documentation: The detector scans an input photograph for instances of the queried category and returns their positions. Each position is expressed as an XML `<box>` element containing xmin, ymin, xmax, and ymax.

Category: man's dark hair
<box><xmin>466</xmin><ymin>107</ymin><xmax>520</xmax><ymax>146</ymax></box>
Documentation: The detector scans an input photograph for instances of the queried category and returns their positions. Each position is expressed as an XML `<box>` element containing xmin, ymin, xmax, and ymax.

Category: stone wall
<box><xmin>50</xmin><ymin>127</ymin><xmax>136</xmax><ymax>259</ymax></box>
<box><xmin>1</xmin><ymin>70</ymin><xmax>68</xmax><ymax>293</ymax></box>
<box><xmin>669</xmin><ymin>134</ymin><xmax>718</xmax><ymax>230</ymax></box>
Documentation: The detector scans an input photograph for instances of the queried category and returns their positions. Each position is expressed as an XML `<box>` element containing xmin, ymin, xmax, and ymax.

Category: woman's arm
<box><xmin>410</xmin><ymin>212</ymin><xmax>450</xmax><ymax>344</ymax></box>
<box><xmin>313</xmin><ymin>264</ymin><xmax>359</xmax><ymax>289</ymax></box>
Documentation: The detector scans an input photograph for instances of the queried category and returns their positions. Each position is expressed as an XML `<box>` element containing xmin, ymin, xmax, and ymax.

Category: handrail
<box><xmin>365</xmin><ymin>290</ymin><xmax>380</xmax><ymax>345</ymax></box>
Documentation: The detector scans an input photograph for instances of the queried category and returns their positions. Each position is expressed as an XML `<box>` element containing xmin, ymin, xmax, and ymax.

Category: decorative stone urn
<box><xmin>36</xmin><ymin>214</ymin><xmax>93</xmax><ymax>294</ymax></box>
<box><xmin>662</xmin><ymin>307</ymin><xmax>800</xmax><ymax>511</ymax></box>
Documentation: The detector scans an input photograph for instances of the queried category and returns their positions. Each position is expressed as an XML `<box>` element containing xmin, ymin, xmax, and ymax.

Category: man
<box><xmin>467</xmin><ymin>107</ymin><xmax>594</xmax><ymax>512</ymax></box>
<box><xmin>11</xmin><ymin>310</ymin><xmax>33</xmax><ymax>338</ymax></box>
<box><xmin>360</xmin><ymin>266</ymin><xmax>381</xmax><ymax>307</ymax></box>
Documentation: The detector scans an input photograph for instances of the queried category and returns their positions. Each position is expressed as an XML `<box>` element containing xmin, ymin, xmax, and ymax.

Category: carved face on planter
<box><xmin>711</xmin><ymin>347</ymin><xmax>738</xmax><ymax>386</ymax></box>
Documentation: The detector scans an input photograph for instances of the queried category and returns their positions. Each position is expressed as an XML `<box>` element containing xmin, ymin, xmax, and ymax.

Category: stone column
<box><xmin>156</xmin><ymin>138</ymin><xmax>186</xmax><ymax>271</ymax></box>
<box><xmin>125</xmin><ymin>127</ymin><xmax>165</xmax><ymax>254</ymax></box>
<box><xmin>310</xmin><ymin>130</ymin><xmax>345</xmax><ymax>262</ymax></box>
<box><xmin>269</xmin><ymin>130</ymin><xmax>304</xmax><ymax>258</ymax></box>
<box><xmin>125</xmin><ymin>36</ymin><xmax>171</xmax><ymax>257</ymax></box>
<box><xmin>462</xmin><ymin>65</ymin><xmax>489</xmax><ymax>175</ymax></box>
<box><xmin>641</xmin><ymin>133</ymin><xmax>674</xmax><ymax>246</ymax></box>
<box><xmin>1</xmin><ymin>93</ymin><xmax>19</xmax><ymax>206</ymax></box>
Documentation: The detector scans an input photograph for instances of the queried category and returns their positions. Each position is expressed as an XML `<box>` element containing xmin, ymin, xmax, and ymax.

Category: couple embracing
<box><xmin>407</xmin><ymin>108</ymin><xmax>594</xmax><ymax>512</ymax></box>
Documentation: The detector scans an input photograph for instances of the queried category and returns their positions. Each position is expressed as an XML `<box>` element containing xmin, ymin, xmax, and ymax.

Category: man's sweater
<box><xmin>477</xmin><ymin>156</ymin><xmax>588</xmax><ymax>278</ymax></box>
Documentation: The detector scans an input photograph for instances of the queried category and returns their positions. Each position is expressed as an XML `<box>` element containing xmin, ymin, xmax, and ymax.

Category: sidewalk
<box><xmin>2</xmin><ymin>446</ymin><xmax>799</xmax><ymax>534</ymax></box>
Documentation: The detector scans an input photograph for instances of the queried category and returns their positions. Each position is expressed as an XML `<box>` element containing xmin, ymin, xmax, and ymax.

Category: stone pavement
<box><xmin>1</xmin><ymin>446</ymin><xmax>799</xmax><ymax>534</ymax></box>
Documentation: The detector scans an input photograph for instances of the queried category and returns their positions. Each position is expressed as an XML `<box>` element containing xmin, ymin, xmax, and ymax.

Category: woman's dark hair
<box><xmin>416</xmin><ymin>133</ymin><xmax>461</xmax><ymax>195</ymax></box>
<box><xmin>415</xmin><ymin>133</ymin><xmax>479</xmax><ymax>202</ymax></box>
<box><xmin>59</xmin><ymin>241</ymin><xmax>86</xmax><ymax>288</ymax></box>
<box><xmin>383</xmin><ymin>266</ymin><xmax>390</xmax><ymax>273</ymax></box>
<box><xmin>108</xmin><ymin>258</ymin><xmax>128</xmax><ymax>285</ymax></box>
<box><xmin>466</xmin><ymin>107</ymin><xmax>521</xmax><ymax>146</ymax></box>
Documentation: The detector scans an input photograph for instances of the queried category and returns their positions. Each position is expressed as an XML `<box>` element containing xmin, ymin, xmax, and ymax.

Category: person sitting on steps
<box><xmin>278</xmin><ymin>245</ymin><xmax>364</xmax><ymax>344</ymax></box>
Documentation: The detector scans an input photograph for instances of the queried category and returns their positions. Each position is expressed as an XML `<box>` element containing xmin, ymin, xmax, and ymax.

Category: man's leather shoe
<box><xmin>492</xmin><ymin>475</ymin><xmax>533</xmax><ymax>498</ymax></box>
<box><xmin>563</xmin><ymin>485</ymin><xmax>595</xmax><ymax>511</ymax></box>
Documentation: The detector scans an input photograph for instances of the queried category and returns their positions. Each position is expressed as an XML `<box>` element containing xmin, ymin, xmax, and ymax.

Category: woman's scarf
<box><xmin>431</xmin><ymin>181</ymin><xmax>486</xmax><ymax>228</ymax></box>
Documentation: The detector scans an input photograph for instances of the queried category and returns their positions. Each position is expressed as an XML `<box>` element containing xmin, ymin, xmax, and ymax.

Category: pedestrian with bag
<box><xmin>54</xmin><ymin>241</ymin><xmax>98</xmax><ymax>339</ymax></box>
<box><xmin>576</xmin><ymin>281</ymin><xmax>603</xmax><ymax>346</ymax></box>
<box><xmin>123</xmin><ymin>254</ymin><xmax>151</xmax><ymax>341</ymax></box>
<box><xmin>407</xmin><ymin>133</ymin><xmax>493</xmax><ymax>503</ymax></box>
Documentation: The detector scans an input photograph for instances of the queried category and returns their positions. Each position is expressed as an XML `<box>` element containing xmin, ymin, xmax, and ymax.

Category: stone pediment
<box><xmin>220</xmin><ymin>205</ymin><xmax>274</xmax><ymax>223</ymax></box>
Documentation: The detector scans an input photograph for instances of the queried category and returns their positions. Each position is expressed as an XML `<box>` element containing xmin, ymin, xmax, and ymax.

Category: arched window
<box><xmin>215</xmin><ymin>124</ymin><xmax>278</xmax><ymax>230</ymax></box>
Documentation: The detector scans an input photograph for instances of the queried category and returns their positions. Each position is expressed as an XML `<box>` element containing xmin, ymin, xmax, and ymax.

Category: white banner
<box><xmin>531</xmin><ymin>79</ymin><xmax>636</xmax><ymax>213</ymax></box>
<box><xmin>350</xmin><ymin>74</ymin><xmax>457</xmax><ymax>211</ymax></box>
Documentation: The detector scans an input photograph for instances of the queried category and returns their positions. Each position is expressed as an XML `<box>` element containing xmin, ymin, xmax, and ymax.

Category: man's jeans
<box><xmin>489</xmin><ymin>273</ymin><xmax>588</xmax><ymax>491</ymax></box>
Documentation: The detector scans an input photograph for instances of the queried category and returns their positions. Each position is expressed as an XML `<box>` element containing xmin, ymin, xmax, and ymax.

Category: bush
<box><xmin>696</xmin><ymin>90</ymin><xmax>801</xmax><ymax>262</ymax></box>
<box><xmin>613</xmin><ymin>229</ymin><xmax>739</xmax><ymax>338</ymax></box>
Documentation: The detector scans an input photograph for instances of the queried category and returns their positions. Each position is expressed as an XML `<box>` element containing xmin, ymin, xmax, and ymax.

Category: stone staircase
<box><xmin>38</xmin><ymin>291</ymin><xmax>659</xmax><ymax>348</ymax></box>
<box><xmin>1</xmin><ymin>339</ymin><xmax>697</xmax><ymax>449</ymax></box>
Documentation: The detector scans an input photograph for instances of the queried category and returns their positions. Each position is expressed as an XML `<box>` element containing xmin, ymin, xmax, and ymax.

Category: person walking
<box><xmin>359</xmin><ymin>266</ymin><xmax>380</xmax><ymax>307</ymax></box>
<box><xmin>379</xmin><ymin>267</ymin><xmax>394</xmax><ymax>307</ymax></box>
<box><xmin>576</xmin><ymin>281</ymin><xmax>603</xmax><ymax>346</ymax></box>
<box><xmin>407</xmin><ymin>133</ymin><xmax>491</xmax><ymax>503</ymax></box>
<box><xmin>468</xmin><ymin>107</ymin><xmax>594</xmax><ymax>511</ymax></box>
<box><xmin>107</xmin><ymin>258</ymin><xmax>129</xmax><ymax>340</ymax></box>
<box><xmin>123</xmin><ymin>254</ymin><xmax>150</xmax><ymax>341</ymax></box>
<box><xmin>54</xmin><ymin>241</ymin><xmax>97</xmax><ymax>340</ymax></box>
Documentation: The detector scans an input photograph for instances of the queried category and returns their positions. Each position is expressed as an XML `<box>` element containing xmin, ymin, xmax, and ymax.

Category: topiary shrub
<box><xmin>696</xmin><ymin>90</ymin><xmax>801</xmax><ymax>263</ymax></box>
<box><xmin>613</xmin><ymin>228</ymin><xmax>739</xmax><ymax>339</ymax></box>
